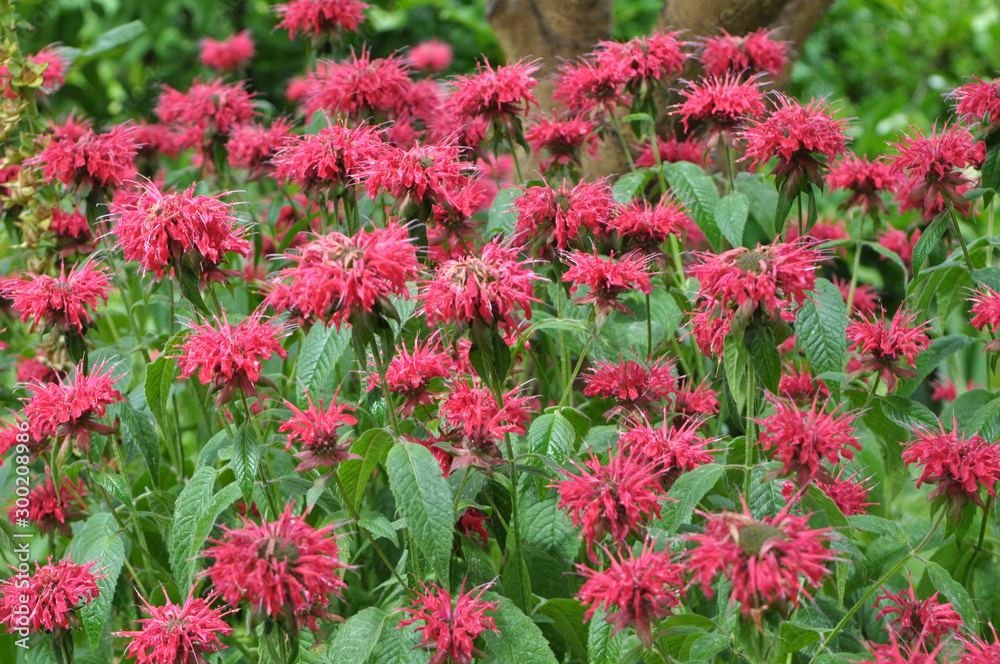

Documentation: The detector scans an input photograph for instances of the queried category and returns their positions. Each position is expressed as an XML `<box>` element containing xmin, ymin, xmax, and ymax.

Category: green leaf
<box><xmin>71</xmin><ymin>513</ymin><xmax>126</xmax><ymax>651</ymax></box>
<box><xmin>338</xmin><ymin>429</ymin><xmax>394</xmax><ymax>509</ymax></box>
<box><xmin>386</xmin><ymin>441</ymin><xmax>454</xmax><ymax>584</ymax></box>
<box><xmin>715</xmin><ymin>191</ymin><xmax>750</xmax><ymax>247</ymax></box>
<box><xmin>480</xmin><ymin>594</ymin><xmax>560</xmax><ymax>664</ymax></box>
<box><xmin>911</xmin><ymin>212</ymin><xmax>949</xmax><ymax>278</ymax></box>
<box><xmin>527</xmin><ymin>411</ymin><xmax>575</xmax><ymax>466</ymax></box>
<box><xmin>663</xmin><ymin>161</ymin><xmax>722</xmax><ymax>252</ymax></box>
<box><xmin>486</xmin><ymin>187</ymin><xmax>524</xmax><ymax>238</ymax></box>
<box><xmin>735</xmin><ymin>172</ymin><xmax>779</xmax><ymax>238</ymax></box>
<box><xmin>169</xmin><ymin>466</ymin><xmax>217</xmax><ymax>590</ymax></box>
<box><xmin>847</xmin><ymin>514</ymin><xmax>910</xmax><ymax>546</ymax></box>
<box><xmin>877</xmin><ymin>395</ymin><xmax>938</xmax><ymax>432</ymax></box>
<box><xmin>969</xmin><ymin>398</ymin><xmax>1000</xmax><ymax>440</ymax></box>
<box><xmin>184</xmin><ymin>483</ymin><xmax>241</xmax><ymax>590</ymax></box>
<box><xmin>231</xmin><ymin>423</ymin><xmax>260</xmax><ymax>506</ymax></box>
<box><xmin>974</xmin><ymin>267</ymin><xmax>1000</xmax><ymax>292</ymax></box>
<box><xmin>981</xmin><ymin>139</ymin><xmax>1000</xmax><ymax>206</ymax></box>
<box><xmin>778</xmin><ymin>622</ymin><xmax>822</xmax><ymax>653</ymax></box>
<box><xmin>81</xmin><ymin>20</ymin><xmax>146</xmax><ymax>59</ymax></box>
<box><xmin>925</xmin><ymin>561</ymin><xmax>978</xmax><ymax>631</ymax></box>
<box><xmin>118</xmin><ymin>402</ymin><xmax>160</xmax><ymax>487</ymax></box>
<box><xmin>537</xmin><ymin>598</ymin><xmax>589</xmax><ymax>662</ymax></box>
<box><xmin>658</xmin><ymin>464</ymin><xmax>724</xmax><ymax>534</ymax></box>
<box><xmin>612</xmin><ymin>169</ymin><xmax>654</xmax><ymax>204</ymax></box>
<box><xmin>144</xmin><ymin>340</ymin><xmax>180</xmax><ymax>436</ymax></box>
<box><xmin>895</xmin><ymin>335</ymin><xmax>975</xmax><ymax>398</ymax></box>
<box><xmin>521</xmin><ymin>498</ymin><xmax>578</xmax><ymax>562</ymax></box>
<box><xmin>744</xmin><ymin>324</ymin><xmax>781</xmax><ymax>394</ymax></box>
<box><xmin>296</xmin><ymin>324</ymin><xmax>351</xmax><ymax>407</ymax></box>
<box><xmin>796</xmin><ymin>278</ymin><xmax>849</xmax><ymax>375</ymax></box>
<box><xmin>93</xmin><ymin>469</ymin><xmax>131</xmax><ymax>506</ymax></box>
<box><xmin>774</xmin><ymin>188</ymin><xmax>793</xmax><ymax>233</ymax></box>
<box><xmin>723</xmin><ymin>333</ymin><xmax>749</xmax><ymax>412</ymax></box>
<box><xmin>176</xmin><ymin>261</ymin><xmax>211</xmax><ymax>315</ymax></box>
<box><xmin>588</xmin><ymin>607</ymin><xmax>641</xmax><ymax>664</ymax></box>
<box><xmin>328</xmin><ymin>607</ymin><xmax>390</xmax><ymax>664</ymax></box>
<box><xmin>373</xmin><ymin>613</ymin><xmax>426</xmax><ymax>664</ymax></box>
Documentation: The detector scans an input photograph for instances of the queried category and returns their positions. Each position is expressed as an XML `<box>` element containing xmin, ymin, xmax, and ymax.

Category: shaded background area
<box><xmin>14</xmin><ymin>0</ymin><xmax>1000</xmax><ymax>156</ymax></box>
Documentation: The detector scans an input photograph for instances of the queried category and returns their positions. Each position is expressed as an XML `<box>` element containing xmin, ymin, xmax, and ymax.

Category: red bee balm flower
<box><xmin>952</xmin><ymin>77</ymin><xmax>1000</xmax><ymax>130</ymax></box>
<box><xmin>23</xmin><ymin>361</ymin><xmax>123</xmax><ymax>455</ymax></box>
<box><xmin>738</xmin><ymin>95</ymin><xmax>849</xmax><ymax>197</ymax></box>
<box><xmin>636</xmin><ymin>136</ymin><xmax>709</xmax><ymax>168</ymax></box>
<box><xmin>199</xmin><ymin>30</ymin><xmax>255</xmax><ymax>72</ymax></box>
<box><xmin>27</xmin><ymin>124</ymin><xmax>137</xmax><ymax>189</ymax></box>
<box><xmin>156</xmin><ymin>78</ymin><xmax>255</xmax><ymax>148</ymax></box>
<box><xmin>777</xmin><ymin>365</ymin><xmax>831</xmax><ymax>405</ymax></box>
<box><xmin>902</xmin><ymin>420</ymin><xmax>1000</xmax><ymax>509</ymax></box>
<box><xmin>875</xmin><ymin>573</ymin><xmax>962</xmax><ymax>646</ymax></box>
<box><xmin>595</xmin><ymin>31</ymin><xmax>687</xmax><ymax>92</ymax></box>
<box><xmin>421</xmin><ymin>238</ymin><xmax>540</xmax><ymax>337</ymax></box>
<box><xmin>366</xmin><ymin>337</ymin><xmax>457</xmax><ymax>417</ymax></box>
<box><xmin>969</xmin><ymin>287</ymin><xmax>1000</xmax><ymax>352</ymax></box>
<box><xmin>684</xmin><ymin>499</ymin><xmax>834</xmax><ymax>620</ymax></box>
<box><xmin>757</xmin><ymin>397</ymin><xmax>861</xmax><ymax>485</ymax></box>
<box><xmin>553</xmin><ymin>57</ymin><xmax>630</xmax><ymax>115</ymax></box>
<box><xmin>264</xmin><ymin>224</ymin><xmax>419</xmax><ymax>329</ymax></box>
<box><xmin>274</xmin><ymin>0</ymin><xmax>368</xmax><ymax>40</ymax></box>
<box><xmin>514</xmin><ymin>179</ymin><xmax>615</xmax><ymax>250</ymax></box>
<box><xmin>524</xmin><ymin>115</ymin><xmax>599</xmax><ymax>172</ymax></box>
<box><xmin>846</xmin><ymin>309</ymin><xmax>931</xmax><ymax>391</ymax></box>
<box><xmin>449</xmin><ymin>58</ymin><xmax>539</xmax><ymax>128</ymax></box>
<box><xmin>204</xmin><ymin>505</ymin><xmax>348</xmax><ymax>631</ymax></box>
<box><xmin>398</xmin><ymin>582</ymin><xmax>500</xmax><ymax>664</ymax></box>
<box><xmin>408</xmin><ymin>38</ymin><xmax>453</xmax><ymax>73</ymax></box>
<box><xmin>878</xmin><ymin>228</ymin><xmax>920</xmax><ymax>268</ymax></box>
<box><xmin>301</xmin><ymin>49</ymin><xmax>411</xmax><ymax>119</ymax></box>
<box><xmin>226</xmin><ymin>118</ymin><xmax>294</xmax><ymax>178</ymax></box>
<box><xmin>1</xmin><ymin>261</ymin><xmax>111</xmax><ymax>334</ymax></box>
<box><xmin>607</xmin><ymin>197</ymin><xmax>689</xmax><ymax>256</ymax></box>
<box><xmin>562</xmin><ymin>249</ymin><xmax>652</xmax><ymax>320</ymax></box>
<box><xmin>890</xmin><ymin>123</ymin><xmax>985</xmax><ymax>218</ymax></box>
<box><xmin>674</xmin><ymin>73</ymin><xmax>765</xmax><ymax>138</ymax></box>
<box><xmin>583</xmin><ymin>354</ymin><xmax>676</xmax><ymax>416</ymax></box>
<box><xmin>8</xmin><ymin>475</ymin><xmax>88</xmax><ymax>537</ymax></box>
<box><xmin>783</xmin><ymin>467</ymin><xmax>875</xmax><ymax>516</ymax></box>
<box><xmin>620</xmin><ymin>416</ymin><xmax>715</xmax><ymax>488</ymax></box>
<box><xmin>828</xmin><ymin>153</ymin><xmax>902</xmax><ymax>216</ymax></box>
<box><xmin>279</xmin><ymin>391</ymin><xmax>358</xmax><ymax>472</ymax></box>
<box><xmin>177</xmin><ymin>313</ymin><xmax>288</xmax><ymax>407</ymax></box>
<box><xmin>361</xmin><ymin>142</ymin><xmax>475</xmax><ymax>213</ymax></box>
<box><xmin>110</xmin><ymin>181</ymin><xmax>250</xmax><ymax>280</ymax></box>
<box><xmin>116</xmin><ymin>589</ymin><xmax>233</xmax><ymax>664</ymax></box>
<box><xmin>273</xmin><ymin>122</ymin><xmax>383</xmax><ymax>192</ymax></box>
<box><xmin>0</xmin><ymin>557</ymin><xmax>103</xmax><ymax>634</ymax></box>
<box><xmin>556</xmin><ymin>448</ymin><xmax>666</xmax><ymax>556</ymax></box>
<box><xmin>438</xmin><ymin>381</ymin><xmax>536</xmax><ymax>470</ymax></box>
<box><xmin>578</xmin><ymin>540</ymin><xmax>686</xmax><ymax>649</ymax></box>
<box><xmin>701</xmin><ymin>28</ymin><xmax>789</xmax><ymax>78</ymax></box>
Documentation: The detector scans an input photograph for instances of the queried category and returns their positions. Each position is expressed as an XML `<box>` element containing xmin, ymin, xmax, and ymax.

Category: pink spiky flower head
<box><xmin>273</xmin><ymin>122</ymin><xmax>383</xmax><ymax>193</ymax></box>
<box><xmin>23</xmin><ymin>360</ymin><xmax>123</xmax><ymax>456</ymax></box>
<box><xmin>595</xmin><ymin>31</ymin><xmax>687</xmax><ymax>99</ymax></box>
<box><xmin>782</xmin><ymin>467</ymin><xmax>876</xmax><ymax>516</ymax></box>
<box><xmin>738</xmin><ymin>94</ymin><xmax>849</xmax><ymax>199</ymax></box>
<box><xmin>846</xmin><ymin>308</ymin><xmax>931</xmax><ymax>392</ymax></box>
<box><xmin>828</xmin><ymin>153</ymin><xmax>903</xmax><ymax>217</ymax></box>
<box><xmin>279</xmin><ymin>390</ymin><xmax>358</xmax><ymax>472</ymax></box>
<box><xmin>874</xmin><ymin>572</ymin><xmax>962</xmax><ymax>648</ymax></box>
<box><xmin>366</xmin><ymin>336</ymin><xmax>456</xmax><ymax>417</ymax></box>
<box><xmin>607</xmin><ymin>196</ymin><xmax>689</xmax><ymax>258</ymax></box>
<box><xmin>155</xmin><ymin>78</ymin><xmax>255</xmax><ymax>150</ymax></box>
<box><xmin>673</xmin><ymin>378</ymin><xmax>720</xmax><ymax>424</ymax></box>
<box><xmin>578</xmin><ymin>540</ymin><xmax>686</xmax><ymax>649</ymax></box>
<box><xmin>274</xmin><ymin>0</ymin><xmax>368</xmax><ymax>40</ymax></box>
<box><xmin>361</xmin><ymin>141</ymin><xmax>475</xmax><ymax>216</ymax></box>
<box><xmin>951</xmin><ymin>76</ymin><xmax>1000</xmax><ymax>132</ymax></box>
<box><xmin>555</xmin><ymin>448</ymin><xmax>666</xmax><ymax>558</ymax></box>
<box><xmin>8</xmin><ymin>475</ymin><xmax>88</xmax><ymax>537</ymax></box>
<box><xmin>514</xmin><ymin>178</ymin><xmax>615</xmax><ymax>250</ymax></box>
<box><xmin>300</xmin><ymin>48</ymin><xmax>411</xmax><ymax>119</ymax></box>
<box><xmin>176</xmin><ymin>312</ymin><xmax>288</xmax><ymax>407</ymax></box>
<box><xmin>448</xmin><ymin>58</ymin><xmax>539</xmax><ymax>134</ymax></box>
<box><xmin>1</xmin><ymin>261</ymin><xmax>111</xmax><ymax>334</ymax></box>
<box><xmin>960</xmin><ymin>624</ymin><xmax>1000</xmax><ymax>664</ymax></box>
<box><xmin>263</xmin><ymin>224</ymin><xmax>419</xmax><ymax>331</ymax></box>
<box><xmin>890</xmin><ymin>122</ymin><xmax>985</xmax><ymax>219</ymax></box>
<box><xmin>115</xmin><ymin>588</ymin><xmax>233</xmax><ymax>664</ymax></box>
<box><xmin>203</xmin><ymin>504</ymin><xmax>348</xmax><ymax>631</ymax></box>
<box><xmin>636</xmin><ymin>135</ymin><xmax>710</xmax><ymax>169</ymax></box>
<box><xmin>583</xmin><ymin>354</ymin><xmax>676</xmax><ymax>417</ymax></box>
<box><xmin>903</xmin><ymin>419</ymin><xmax>1000</xmax><ymax>516</ymax></box>
<box><xmin>27</xmin><ymin>124</ymin><xmax>137</xmax><ymax>190</ymax></box>
<box><xmin>878</xmin><ymin>228</ymin><xmax>921</xmax><ymax>270</ymax></box>
<box><xmin>619</xmin><ymin>414</ymin><xmax>716</xmax><ymax>488</ymax></box>
<box><xmin>552</xmin><ymin>57</ymin><xmax>630</xmax><ymax>115</ymax></box>
<box><xmin>524</xmin><ymin>115</ymin><xmax>600</xmax><ymax>173</ymax></box>
<box><xmin>757</xmin><ymin>396</ymin><xmax>861</xmax><ymax>485</ymax></box>
<box><xmin>684</xmin><ymin>498</ymin><xmax>834</xmax><ymax>624</ymax></box>
<box><xmin>28</xmin><ymin>46</ymin><xmax>70</xmax><ymax>94</ymax></box>
<box><xmin>109</xmin><ymin>180</ymin><xmax>250</xmax><ymax>281</ymax></box>
<box><xmin>777</xmin><ymin>365</ymin><xmax>831</xmax><ymax>406</ymax></box>
<box><xmin>0</xmin><ymin>557</ymin><xmax>104</xmax><ymax>634</ymax></box>
<box><xmin>561</xmin><ymin>248</ymin><xmax>652</xmax><ymax>322</ymax></box>
<box><xmin>199</xmin><ymin>30</ymin><xmax>255</xmax><ymax>72</ymax></box>
<box><xmin>438</xmin><ymin>380</ymin><xmax>536</xmax><ymax>471</ymax></box>
<box><xmin>969</xmin><ymin>286</ymin><xmax>1000</xmax><ymax>352</ymax></box>
<box><xmin>225</xmin><ymin>118</ymin><xmax>294</xmax><ymax>179</ymax></box>
<box><xmin>701</xmin><ymin>28</ymin><xmax>789</xmax><ymax>78</ymax></box>
<box><xmin>421</xmin><ymin>237</ymin><xmax>540</xmax><ymax>338</ymax></box>
<box><xmin>409</xmin><ymin>38</ymin><xmax>453</xmax><ymax>73</ymax></box>
<box><xmin>398</xmin><ymin>581</ymin><xmax>500</xmax><ymax>664</ymax></box>
<box><xmin>674</xmin><ymin>72</ymin><xmax>766</xmax><ymax>142</ymax></box>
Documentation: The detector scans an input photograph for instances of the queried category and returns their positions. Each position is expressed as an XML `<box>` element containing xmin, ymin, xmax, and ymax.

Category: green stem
<box><xmin>861</xmin><ymin>375</ymin><xmax>882</xmax><ymax>412</ymax></box>
<box><xmin>505</xmin><ymin>131</ymin><xmax>524</xmax><ymax>185</ymax></box>
<box><xmin>724</xmin><ymin>142</ymin><xmax>736</xmax><ymax>195</ymax></box>
<box><xmin>609</xmin><ymin>113</ymin><xmax>636</xmax><ymax>172</ymax></box>
<box><xmin>228</xmin><ymin>634</ymin><xmax>258</xmax><ymax>663</ymax></box>
<box><xmin>646</xmin><ymin>292</ymin><xmax>653</xmax><ymax>357</ymax></box>
<box><xmin>453</xmin><ymin>465</ymin><xmax>473</xmax><ymax>511</ymax></box>
<box><xmin>963</xmin><ymin>497</ymin><xmax>992</xmax><ymax>587</ymax></box>
<box><xmin>947</xmin><ymin>203</ymin><xmax>976</xmax><ymax>276</ymax></box>
<box><xmin>743</xmin><ymin>367</ymin><xmax>756</xmax><ymax>499</ymax></box>
<box><xmin>846</xmin><ymin>213</ymin><xmax>865</xmax><ymax>316</ymax></box>
<box><xmin>370</xmin><ymin>336</ymin><xmax>402</xmax><ymax>436</ymax></box>
<box><xmin>559</xmin><ymin>322</ymin><xmax>598</xmax><ymax>407</ymax></box>
<box><xmin>806</xmin><ymin>508</ymin><xmax>948</xmax><ymax>664</ymax></box>
<box><xmin>239</xmin><ymin>392</ymin><xmax>281</xmax><ymax>519</ymax></box>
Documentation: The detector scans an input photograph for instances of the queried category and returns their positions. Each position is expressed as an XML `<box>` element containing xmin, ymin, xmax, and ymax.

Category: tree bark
<box><xmin>655</xmin><ymin>0</ymin><xmax>792</xmax><ymax>38</ymax></box>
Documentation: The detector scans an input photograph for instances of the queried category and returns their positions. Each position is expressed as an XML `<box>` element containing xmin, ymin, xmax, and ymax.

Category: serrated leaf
<box><xmin>911</xmin><ymin>212</ymin><xmax>949</xmax><ymax>278</ymax></box>
<box><xmin>744</xmin><ymin>323</ymin><xmax>781</xmax><ymax>394</ymax></box>
<box><xmin>895</xmin><ymin>335</ymin><xmax>975</xmax><ymax>398</ymax></box>
<box><xmin>878</xmin><ymin>395</ymin><xmax>938</xmax><ymax>432</ymax></box>
<box><xmin>658</xmin><ymin>463</ymin><xmax>724</xmax><ymax>534</ymax></box>
<box><xmin>847</xmin><ymin>514</ymin><xmax>910</xmax><ymax>546</ymax></box>
<box><xmin>537</xmin><ymin>598</ymin><xmax>588</xmax><ymax>662</ymax></box>
<box><xmin>118</xmin><ymin>402</ymin><xmax>160</xmax><ymax>487</ymax></box>
<box><xmin>527</xmin><ymin>412</ymin><xmax>575</xmax><ymax>466</ymax></box>
<box><xmin>144</xmin><ymin>349</ymin><xmax>177</xmax><ymax>436</ymax></box>
<box><xmin>386</xmin><ymin>442</ymin><xmax>454</xmax><ymax>584</ymax></box>
<box><xmin>480</xmin><ymin>594</ymin><xmax>560</xmax><ymax>664</ymax></box>
<box><xmin>296</xmin><ymin>324</ymin><xmax>351</xmax><ymax>407</ymax></box>
<box><xmin>796</xmin><ymin>278</ymin><xmax>849</xmax><ymax>375</ymax></box>
<box><xmin>94</xmin><ymin>469</ymin><xmax>131</xmax><ymax>506</ymax></box>
<box><xmin>925</xmin><ymin>561</ymin><xmax>978</xmax><ymax>631</ymax></box>
<box><xmin>715</xmin><ymin>191</ymin><xmax>750</xmax><ymax>247</ymax></box>
<box><xmin>521</xmin><ymin>498</ymin><xmax>577</xmax><ymax>561</ymax></box>
<box><xmin>231</xmin><ymin>423</ymin><xmax>260</xmax><ymax>506</ymax></box>
<box><xmin>612</xmin><ymin>169</ymin><xmax>654</xmax><ymax>204</ymax></box>
<box><xmin>71</xmin><ymin>513</ymin><xmax>126</xmax><ymax>651</ymax></box>
<box><xmin>184</xmin><ymin>483</ymin><xmax>242</xmax><ymax>589</ymax></box>
<box><xmin>169</xmin><ymin>466</ymin><xmax>217</xmax><ymax>589</ymax></box>
<box><xmin>328</xmin><ymin>607</ymin><xmax>390</xmax><ymax>663</ymax></box>
<box><xmin>974</xmin><ymin>267</ymin><xmax>1000</xmax><ymax>291</ymax></box>
<box><xmin>663</xmin><ymin>161</ymin><xmax>722</xmax><ymax>252</ymax></box>
<box><xmin>778</xmin><ymin>622</ymin><xmax>822</xmax><ymax>653</ymax></box>
<box><xmin>486</xmin><ymin>187</ymin><xmax>523</xmax><ymax>238</ymax></box>
<box><xmin>373</xmin><ymin>613</ymin><xmax>426</xmax><ymax>664</ymax></box>
<box><xmin>338</xmin><ymin>429</ymin><xmax>393</xmax><ymax>509</ymax></box>
<box><xmin>588</xmin><ymin>606</ymin><xmax>641</xmax><ymax>664</ymax></box>
<box><xmin>736</xmin><ymin>172</ymin><xmax>779</xmax><ymax>238</ymax></box>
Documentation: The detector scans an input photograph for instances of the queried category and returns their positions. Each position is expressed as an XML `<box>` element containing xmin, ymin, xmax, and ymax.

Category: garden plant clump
<box><xmin>2</xmin><ymin>1</ymin><xmax>1000</xmax><ymax>663</ymax></box>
